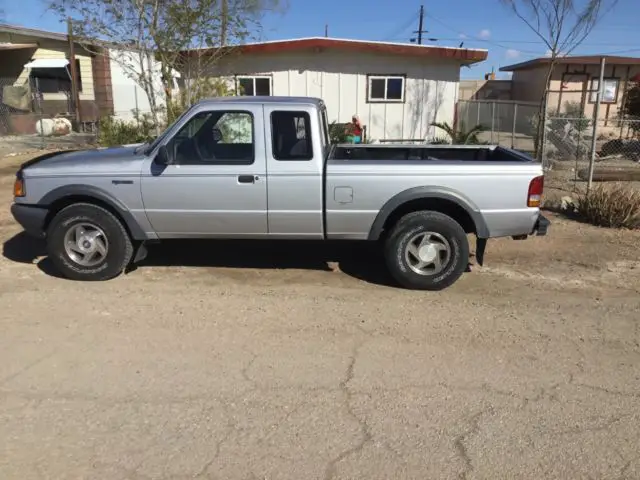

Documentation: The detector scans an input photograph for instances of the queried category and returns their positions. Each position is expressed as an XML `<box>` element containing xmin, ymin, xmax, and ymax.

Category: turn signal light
<box><xmin>527</xmin><ymin>175</ymin><xmax>544</xmax><ymax>207</ymax></box>
<box><xmin>13</xmin><ymin>177</ymin><xmax>25</xmax><ymax>197</ymax></box>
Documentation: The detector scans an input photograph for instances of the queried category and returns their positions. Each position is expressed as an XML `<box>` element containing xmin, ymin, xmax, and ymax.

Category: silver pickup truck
<box><xmin>11</xmin><ymin>96</ymin><xmax>549</xmax><ymax>290</ymax></box>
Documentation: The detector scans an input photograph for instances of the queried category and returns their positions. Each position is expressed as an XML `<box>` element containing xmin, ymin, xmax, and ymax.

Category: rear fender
<box><xmin>367</xmin><ymin>186</ymin><xmax>490</xmax><ymax>240</ymax></box>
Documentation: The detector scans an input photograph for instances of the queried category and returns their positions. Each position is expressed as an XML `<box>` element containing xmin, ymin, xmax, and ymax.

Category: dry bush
<box><xmin>577</xmin><ymin>184</ymin><xmax>640</xmax><ymax>229</ymax></box>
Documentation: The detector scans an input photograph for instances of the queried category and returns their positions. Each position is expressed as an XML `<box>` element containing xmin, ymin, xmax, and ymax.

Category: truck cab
<box><xmin>141</xmin><ymin>97</ymin><xmax>331</xmax><ymax>239</ymax></box>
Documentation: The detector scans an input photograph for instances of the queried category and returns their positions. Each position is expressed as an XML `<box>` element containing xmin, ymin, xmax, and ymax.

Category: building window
<box><xmin>29</xmin><ymin>59</ymin><xmax>82</xmax><ymax>94</ymax></box>
<box><xmin>271</xmin><ymin>111</ymin><xmax>313</xmax><ymax>161</ymax></box>
<box><xmin>367</xmin><ymin>75</ymin><xmax>405</xmax><ymax>103</ymax></box>
<box><xmin>236</xmin><ymin>76</ymin><xmax>272</xmax><ymax>96</ymax></box>
<box><xmin>589</xmin><ymin>77</ymin><xmax>619</xmax><ymax>104</ymax></box>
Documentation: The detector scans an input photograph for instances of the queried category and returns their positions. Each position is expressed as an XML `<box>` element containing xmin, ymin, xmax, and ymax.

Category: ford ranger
<box><xmin>10</xmin><ymin>96</ymin><xmax>549</xmax><ymax>290</ymax></box>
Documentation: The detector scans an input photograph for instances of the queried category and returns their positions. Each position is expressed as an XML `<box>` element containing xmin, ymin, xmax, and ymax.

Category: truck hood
<box><xmin>21</xmin><ymin>145</ymin><xmax>148</xmax><ymax>177</ymax></box>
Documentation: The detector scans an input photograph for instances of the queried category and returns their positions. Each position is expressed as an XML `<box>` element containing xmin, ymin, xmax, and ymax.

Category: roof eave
<box><xmin>180</xmin><ymin>38</ymin><xmax>488</xmax><ymax>64</ymax></box>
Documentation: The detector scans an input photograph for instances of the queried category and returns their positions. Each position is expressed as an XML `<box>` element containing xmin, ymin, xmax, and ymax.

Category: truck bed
<box><xmin>330</xmin><ymin>144</ymin><xmax>534</xmax><ymax>162</ymax></box>
<box><xmin>323</xmin><ymin>144</ymin><xmax>543</xmax><ymax>241</ymax></box>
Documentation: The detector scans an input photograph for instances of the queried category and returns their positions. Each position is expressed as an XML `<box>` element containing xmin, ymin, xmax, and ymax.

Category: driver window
<box><xmin>172</xmin><ymin>110</ymin><xmax>254</xmax><ymax>165</ymax></box>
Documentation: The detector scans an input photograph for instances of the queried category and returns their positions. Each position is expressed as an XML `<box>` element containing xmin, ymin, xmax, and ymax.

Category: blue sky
<box><xmin>4</xmin><ymin>0</ymin><xmax>639</xmax><ymax>79</ymax></box>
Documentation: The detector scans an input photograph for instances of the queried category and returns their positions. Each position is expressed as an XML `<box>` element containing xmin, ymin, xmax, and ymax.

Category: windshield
<box><xmin>141</xmin><ymin>106</ymin><xmax>194</xmax><ymax>155</ymax></box>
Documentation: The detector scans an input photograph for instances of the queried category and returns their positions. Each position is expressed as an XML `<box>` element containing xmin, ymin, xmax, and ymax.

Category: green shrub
<box><xmin>428</xmin><ymin>136</ymin><xmax>451</xmax><ymax>145</ymax></box>
<box><xmin>166</xmin><ymin>78</ymin><xmax>234</xmax><ymax>124</ymax></box>
<box><xmin>430</xmin><ymin>121</ymin><xmax>485</xmax><ymax>144</ymax></box>
<box><xmin>576</xmin><ymin>184</ymin><xmax>640</xmax><ymax>229</ymax></box>
<box><xmin>98</xmin><ymin>112</ymin><xmax>156</xmax><ymax>147</ymax></box>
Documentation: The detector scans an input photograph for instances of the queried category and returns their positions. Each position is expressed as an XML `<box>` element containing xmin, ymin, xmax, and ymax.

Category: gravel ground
<box><xmin>1</xmin><ymin>152</ymin><xmax>640</xmax><ymax>479</ymax></box>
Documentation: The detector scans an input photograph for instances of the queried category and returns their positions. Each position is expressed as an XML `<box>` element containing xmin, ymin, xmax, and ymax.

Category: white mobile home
<box><xmin>180</xmin><ymin>37</ymin><xmax>487</xmax><ymax>141</ymax></box>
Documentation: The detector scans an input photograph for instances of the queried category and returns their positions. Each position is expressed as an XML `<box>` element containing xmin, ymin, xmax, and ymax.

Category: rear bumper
<box><xmin>533</xmin><ymin>213</ymin><xmax>550</xmax><ymax>236</ymax></box>
<box><xmin>10</xmin><ymin>203</ymin><xmax>48</xmax><ymax>238</ymax></box>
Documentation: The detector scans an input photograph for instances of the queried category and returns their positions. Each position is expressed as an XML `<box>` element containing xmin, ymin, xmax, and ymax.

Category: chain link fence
<box><xmin>543</xmin><ymin>115</ymin><xmax>640</xmax><ymax>181</ymax></box>
<box><xmin>456</xmin><ymin>99</ymin><xmax>539</xmax><ymax>153</ymax></box>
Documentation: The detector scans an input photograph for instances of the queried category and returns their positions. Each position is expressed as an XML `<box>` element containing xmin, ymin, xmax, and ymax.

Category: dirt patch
<box><xmin>1</xmin><ymin>151</ymin><xmax>639</xmax><ymax>478</ymax></box>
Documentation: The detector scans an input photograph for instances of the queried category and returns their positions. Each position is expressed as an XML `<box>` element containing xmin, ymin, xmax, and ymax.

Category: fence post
<box><xmin>490</xmin><ymin>102</ymin><xmax>495</xmax><ymax>144</ymax></box>
<box><xmin>33</xmin><ymin>78</ymin><xmax>45</xmax><ymax>149</ymax></box>
<box><xmin>512</xmin><ymin>103</ymin><xmax>518</xmax><ymax>149</ymax></box>
<box><xmin>587</xmin><ymin>57</ymin><xmax>606</xmax><ymax>192</ymax></box>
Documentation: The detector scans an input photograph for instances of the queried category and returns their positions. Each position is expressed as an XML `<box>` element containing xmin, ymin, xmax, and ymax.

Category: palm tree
<box><xmin>430</xmin><ymin>122</ymin><xmax>485</xmax><ymax>145</ymax></box>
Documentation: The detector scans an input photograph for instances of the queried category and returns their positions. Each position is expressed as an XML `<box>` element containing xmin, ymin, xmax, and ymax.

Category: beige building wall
<box><xmin>0</xmin><ymin>32</ymin><xmax>95</xmax><ymax>101</ymax></box>
<box><xmin>459</xmin><ymin>80</ymin><xmax>512</xmax><ymax>101</ymax></box>
<box><xmin>512</xmin><ymin>62</ymin><xmax>640</xmax><ymax>123</ymax></box>
<box><xmin>511</xmin><ymin>67</ymin><xmax>548</xmax><ymax>104</ymax></box>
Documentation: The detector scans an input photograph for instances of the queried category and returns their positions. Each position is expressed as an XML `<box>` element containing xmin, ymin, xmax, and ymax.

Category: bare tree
<box><xmin>47</xmin><ymin>0</ymin><xmax>285</xmax><ymax>129</ymax></box>
<box><xmin>501</xmin><ymin>0</ymin><xmax>619</xmax><ymax>160</ymax></box>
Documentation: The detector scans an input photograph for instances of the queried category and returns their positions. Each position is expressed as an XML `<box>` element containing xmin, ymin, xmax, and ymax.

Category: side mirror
<box><xmin>155</xmin><ymin>144</ymin><xmax>174</xmax><ymax>165</ymax></box>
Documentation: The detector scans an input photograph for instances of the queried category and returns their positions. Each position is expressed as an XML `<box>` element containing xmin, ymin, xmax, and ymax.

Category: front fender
<box><xmin>39</xmin><ymin>184</ymin><xmax>150</xmax><ymax>240</ymax></box>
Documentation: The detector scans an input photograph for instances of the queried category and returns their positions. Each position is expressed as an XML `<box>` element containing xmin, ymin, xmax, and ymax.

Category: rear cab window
<box><xmin>270</xmin><ymin>111</ymin><xmax>313</xmax><ymax>161</ymax></box>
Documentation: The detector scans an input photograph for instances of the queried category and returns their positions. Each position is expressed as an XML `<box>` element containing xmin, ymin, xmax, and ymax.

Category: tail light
<box><xmin>527</xmin><ymin>175</ymin><xmax>544</xmax><ymax>207</ymax></box>
<box><xmin>13</xmin><ymin>175</ymin><xmax>25</xmax><ymax>198</ymax></box>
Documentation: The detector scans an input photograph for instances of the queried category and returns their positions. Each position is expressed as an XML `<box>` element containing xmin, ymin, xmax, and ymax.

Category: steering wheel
<box><xmin>193</xmin><ymin>126</ymin><xmax>221</xmax><ymax>162</ymax></box>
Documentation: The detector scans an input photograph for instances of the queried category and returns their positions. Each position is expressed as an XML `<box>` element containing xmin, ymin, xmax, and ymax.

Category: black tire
<box><xmin>46</xmin><ymin>203</ymin><xmax>133</xmax><ymax>281</ymax></box>
<box><xmin>384</xmin><ymin>210</ymin><xmax>469</xmax><ymax>291</ymax></box>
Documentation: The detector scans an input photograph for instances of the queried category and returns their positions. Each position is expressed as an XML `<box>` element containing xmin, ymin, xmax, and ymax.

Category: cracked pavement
<box><xmin>1</xmin><ymin>156</ymin><xmax>640</xmax><ymax>479</ymax></box>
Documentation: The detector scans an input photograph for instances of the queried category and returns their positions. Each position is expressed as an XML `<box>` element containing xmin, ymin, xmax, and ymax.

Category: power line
<box><xmin>381</xmin><ymin>9</ymin><xmax>419</xmax><ymax>42</ymax></box>
<box><xmin>424</xmin><ymin>12</ymin><xmax>541</xmax><ymax>54</ymax></box>
<box><xmin>432</xmin><ymin>36</ymin><xmax>640</xmax><ymax>48</ymax></box>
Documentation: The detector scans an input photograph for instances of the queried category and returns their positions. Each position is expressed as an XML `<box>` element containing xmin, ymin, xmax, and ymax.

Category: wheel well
<box><xmin>382</xmin><ymin>198</ymin><xmax>477</xmax><ymax>236</ymax></box>
<box><xmin>44</xmin><ymin>195</ymin><xmax>133</xmax><ymax>238</ymax></box>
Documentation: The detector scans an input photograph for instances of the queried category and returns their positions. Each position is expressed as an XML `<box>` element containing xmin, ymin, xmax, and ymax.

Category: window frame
<box><xmin>366</xmin><ymin>74</ymin><xmax>406</xmax><ymax>103</ymax></box>
<box><xmin>172</xmin><ymin>109</ymin><xmax>256</xmax><ymax>166</ymax></box>
<box><xmin>588</xmin><ymin>77</ymin><xmax>620</xmax><ymax>104</ymax></box>
<box><xmin>235</xmin><ymin>75</ymin><xmax>273</xmax><ymax>96</ymax></box>
<box><xmin>270</xmin><ymin>110</ymin><xmax>314</xmax><ymax>162</ymax></box>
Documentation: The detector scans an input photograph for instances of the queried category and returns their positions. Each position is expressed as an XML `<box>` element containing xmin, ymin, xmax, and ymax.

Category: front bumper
<box><xmin>533</xmin><ymin>213</ymin><xmax>550</xmax><ymax>236</ymax></box>
<box><xmin>10</xmin><ymin>203</ymin><xmax>48</xmax><ymax>238</ymax></box>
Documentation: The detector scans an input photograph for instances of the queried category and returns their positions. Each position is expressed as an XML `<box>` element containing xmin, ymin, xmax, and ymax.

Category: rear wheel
<box><xmin>384</xmin><ymin>211</ymin><xmax>469</xmax><ymax>290</ymax></box>
<box><xmin>47</xmin><ymin>203</ymin><xmax>133</xmax><ymax>281</ymax></box>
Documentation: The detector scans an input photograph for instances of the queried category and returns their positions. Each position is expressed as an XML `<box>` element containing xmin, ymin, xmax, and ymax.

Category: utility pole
<box><xmin>411</xmin><ymin>5</ymin><xmax>429</xmax><ymax>45</ymax></box>
<box><xmin>325</xmin><ymin>24</ymin><xmax>328</xmax><ymax>37</ymax></box>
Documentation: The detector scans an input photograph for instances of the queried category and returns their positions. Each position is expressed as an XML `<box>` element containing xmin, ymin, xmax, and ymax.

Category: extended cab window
<box><xmin>271</xmin><ymin>111</ymin><xmax>313</xmax><ymax>161</ymax></box>
<box><xmin>172</xmin><ymin>110</ymin><xmax>254</xmax><ymax>165</ymax></box>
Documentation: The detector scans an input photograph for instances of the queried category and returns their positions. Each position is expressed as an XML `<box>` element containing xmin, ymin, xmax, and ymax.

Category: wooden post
<box><xmin>67</xmin><ymin>17</ymin><xmax>82</xmax><ymax>127</ymax></box>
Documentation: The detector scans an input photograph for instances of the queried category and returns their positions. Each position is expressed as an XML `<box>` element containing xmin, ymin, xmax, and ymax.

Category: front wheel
<box><xmin>384</xmin><ymin>211</ymin><xmax>470</xmax><ymax>291</ymax></box>
<box><xmin>47</xmin><ymin>203</ymin><xmax>133</xmax><ymax>281</ymax></box>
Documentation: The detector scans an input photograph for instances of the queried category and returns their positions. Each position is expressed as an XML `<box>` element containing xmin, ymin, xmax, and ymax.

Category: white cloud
<box><xmin>505</xmin><ymin>49</ymin><xmax>521</xmax><ymax>59</ymax></box>
<box><xmin>459</xmin><ymin>33</ymin><xmax>468</xmax><ymax>39</ymax></box>
<box><xmin>478</xmin><ymin>29</ymin><xmax>491</xmax><ymax>40</ymax></box>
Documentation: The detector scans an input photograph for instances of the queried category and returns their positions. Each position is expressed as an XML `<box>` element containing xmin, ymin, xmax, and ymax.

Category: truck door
<box><xmin>262</xmin><ymin>105</ymin><xmax>324</xmax><ymax>238</ymax></box>
<box><xmin>141</xmin><ymin>104</ymin><xmax>268</xmax><ymax>238</ymax></box>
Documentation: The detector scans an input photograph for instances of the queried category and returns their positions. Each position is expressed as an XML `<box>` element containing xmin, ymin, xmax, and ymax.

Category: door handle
<box><xmin>238</xmin><ymin>175</ymin><xmax>256</xmax><ymax>184</ymax></box>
